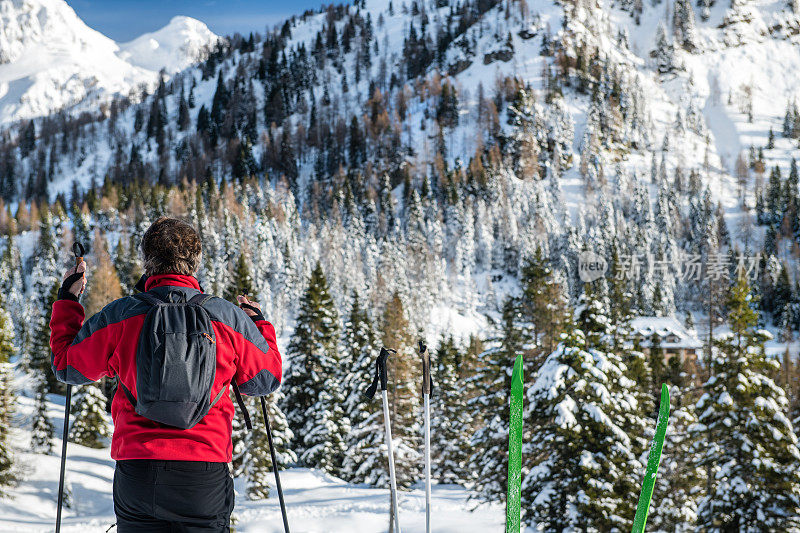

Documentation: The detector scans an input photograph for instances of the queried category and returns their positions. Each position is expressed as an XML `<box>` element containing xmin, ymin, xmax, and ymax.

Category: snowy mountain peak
<box><xmin>0</xmin><ymin>1</ymin><xmax>219</xmax><ymax>125</ymax></box>
<box><xmin>0</xmin><ymin>0</ymin><xmax>116</xmax><ymax>64</ymax></box>
<box><xmin>118</xmin><ymin>16</ymin><xmax>219</xmax><ymax>73</ymax></box>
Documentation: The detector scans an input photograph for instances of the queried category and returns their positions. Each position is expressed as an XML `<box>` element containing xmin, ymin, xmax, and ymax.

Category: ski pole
<box><xmin>56</xmin><ymin>242</ymin><xmax>85</xmax><ymax>533</ymax></box>
<box><xmin>259</xmin><ymin>396</ymin><xmax>290</xmax><ymax>533</ymax></box>
<box><xmin>419</xmin><ymin>341</ymin><xmax>432</xmax><ymax>533</ymax></box>
<box><xmin>365</xmin><ymin>347</ymin><xmax>401</xmax><ymax>533</ymax></box>
<box><xmin>55</xmin><ymin>385</ymin><xmax>71</xmax><ymax>533</ymax></box>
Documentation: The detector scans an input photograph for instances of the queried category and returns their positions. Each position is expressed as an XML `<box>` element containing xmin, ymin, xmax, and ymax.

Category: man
<box><xmin>49</xmin><ymin>217</ymin><xmax>282</xmax><ymax>532</ymax></box>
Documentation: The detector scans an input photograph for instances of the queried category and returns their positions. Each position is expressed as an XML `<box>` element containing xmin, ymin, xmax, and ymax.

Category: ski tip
<box><xmin>511</xmin><ymin>354</ymin><xmax>523</xmax><ymax>392</ymax></box>
<box><xmin>659</xmin><ymin>383</ymin><xmax>670</xmax><ymax>418</ymax></box>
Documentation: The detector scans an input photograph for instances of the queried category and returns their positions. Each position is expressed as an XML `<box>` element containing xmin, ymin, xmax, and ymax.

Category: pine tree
<box><xmin>340</xmin><ymin>293</ymin><xmax>384</xmax><ymax>484</ymax></box>
<box><xmin>223</xmin><ymin>253</ymin><xmax>255</xmax><ymax>303</ymax></box>
<box><xmin>522</xmin><ymin>316</ymin><xmax>645</xmax><ymax>531</ymax></box>
<box><xmin>0</xmin><ymin>298</ymin><xmax>17</xmax><ymax>493</ymax></box>
<box><xmin>519</xmin><ymin>248</ymin><xmax>569</xmax><ymax>355</ymax></box>
<box><xmin>648</xmin><ymin>388</ymin><xmax>702</xmax><ymax>532</ymax></box>
<box><xmin>28</xmin><ymin>282</ymin><xmax>62</xmax><ymax>394</ymax></box>
<box><xmin>113</xmin><ymin>234</ymin><xmax>143</xmax><ymax>292</ymax></box>
<box><xmin>211</xmin><ymin>70</ymin><xmax>230</xmax><ymax>126</ymax></box>
<box><xmin>691</xmin><ymin>275</ymin><xmax>800</xmax><ymax>531</ymax></box>
<box><xmin>68</xmin><ymin>383</ymin><xmax>112</xmax><ymax>448</ymax></box>
<box><xmin>20</xmin><ymin>121</ymin><xmax>36</xmax><ymax>158</ymax></box>
<box><xmin>429</xmin><ymin>335</ymin><xmax>471</xmax><ymax>484</ymax></box>
<box><xmin>467</xmin><ymin>298</ymin><xmax>523</xmax><ymax>501</ymax></box>
<box><xmin>243</xmin><ymin>393</ymin><xmax>295</xmax><ymax>500</ymax></box>
<box><xmin>654</xmin><ymin>23</ymin><xmax>676</xmax><ymax>74</ymax></box>
<box><xmin>300</xmin><ymin>380</ymin><xmax>348</xmax><ymax>475</ymax></box>
<box><xmin>672</xmin><ymin>0</ymin><xmax>697</xmax><ymax>51</ymax></box>
<box><xmin>436</xmin><ymin>82</ymin><xmax>459</xmax><ymax>129</ymax></box>
<box><xmin>178</xmin><ymin>88</ymin><xmax>191</xmax><ymax>131</ymax></box>
<box><xmin>281</xmin><ymin>263</ymin><xmax>346</xmax><ymax>475</ymax></box>
<box><xmin>30</xmin><ymin>374</ymin><xmax>54</xmax><ymax>454</ymax></box>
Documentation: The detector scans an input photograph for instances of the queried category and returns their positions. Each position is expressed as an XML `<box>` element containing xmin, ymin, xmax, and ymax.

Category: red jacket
<box><xmin>49</xmin><ymin>274</ymin><xmax>282</xmax><ymax>462</ymax></box>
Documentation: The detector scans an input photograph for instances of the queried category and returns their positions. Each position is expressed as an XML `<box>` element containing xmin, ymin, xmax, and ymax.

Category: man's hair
<box><xmin>141</xmin><ymin>217</ymin><xmax>202</xmax><ymax>277</ymax></box>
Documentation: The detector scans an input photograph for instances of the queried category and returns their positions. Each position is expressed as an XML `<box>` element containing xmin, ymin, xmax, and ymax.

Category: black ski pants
<box><xmin>113</xmin><ymin>459</ymin><xmax>234</xmax><ymax>532</ymax></box>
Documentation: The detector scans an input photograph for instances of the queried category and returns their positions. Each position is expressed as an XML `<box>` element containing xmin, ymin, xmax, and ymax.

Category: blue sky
<box><xmin>67</xmin><ymin>0</ymin><xmax>325</xmax><ymax>42</ymax></box>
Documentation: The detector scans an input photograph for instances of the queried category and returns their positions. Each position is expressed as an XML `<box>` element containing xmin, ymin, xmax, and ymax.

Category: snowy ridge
<box><xmin>0</xmin><ymin>0</ymin><xmax>218</xmax><ymax>125</ymax></box>
<box><xmin>118</xmin><ymin>16</ymin><xmax>220</xmax><ymax>74</ymax></box>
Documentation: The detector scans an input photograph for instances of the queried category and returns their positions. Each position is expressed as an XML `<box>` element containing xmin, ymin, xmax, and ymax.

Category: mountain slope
<box><xmin>0</xmin><ymin>0</ymin><xmax>218</xmax><ymax>125</ymax></box>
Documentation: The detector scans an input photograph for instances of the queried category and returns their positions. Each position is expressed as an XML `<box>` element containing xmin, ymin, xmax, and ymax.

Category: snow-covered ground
<box><xmin>0</xmin><ymin>386</ymin><xmax>505</xmax><ymax>533</ymax></box>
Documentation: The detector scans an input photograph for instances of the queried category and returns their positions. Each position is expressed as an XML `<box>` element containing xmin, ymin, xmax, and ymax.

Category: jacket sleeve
<box><xmin>232</xmin><ymin>315</ymin><xmax>282</xmax><ymax>396</ymax></box>
<box><xmin>49</xmin><ymin>300</ymin><xmax>117</xmax><ymax>385</ymax></box>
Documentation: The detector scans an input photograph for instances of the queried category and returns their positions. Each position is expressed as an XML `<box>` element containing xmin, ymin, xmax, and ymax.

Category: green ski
<box><xmin>505</xmin><ymin>354</ymin><xmax>524</xmax><ymax>533</ymax></box>
<box><xmin>631</xmin><ymin>383</ymin><xmax>670</xmax><ymax>533</ymax></box>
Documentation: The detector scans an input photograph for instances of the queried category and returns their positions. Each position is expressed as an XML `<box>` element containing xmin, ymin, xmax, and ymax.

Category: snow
<box><xmin>0</xmin><ymin>0</ymin><xmax>218</xmax><ymax>125</ymax></box>
<box><xmin>118</xmin><ymin>16</ymin><xmax>219</xmax><ymax>74</ymax></box>
<box><xmin>0</xmin><ymin>389</ymin><xmax>504</xmax><ymax>533</ymax></box>
<box><xmin>555</xmin><ymin>395</ymin><xmax>578</xmax><ymax>429</ymax></box>
<box><xmin>629</xmin><ymin>316</ymin><xmax>704</xmax><ymax>349</ymax></box>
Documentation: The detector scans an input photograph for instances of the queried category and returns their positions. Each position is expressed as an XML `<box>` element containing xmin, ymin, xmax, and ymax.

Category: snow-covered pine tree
<box><xmin>522</xmin><ymin>303</ymin><xmax>645</xmax><ymax>531</ymax></box>
<box><xmin>340</xmin><ymin>292</ymin><xmax>384</xmax><ymax>484</ymax></box>
<box><xmin>690</xmin><ymin>275</ymin><xmax>800</xmax><ymax>531</ymax></box>
<box><xmin>467</xmin><ymin>298</ymin><xmax>524</xmax><ymax>502</ymax></box>
<box><xmin>300</xmin><ymin>379</ymin><xmax>348</xmax><ymax>476</ymax></box>
<box><xmin>653</xmin><ymin>23</ymin><xmax>676</xmax><ymax>74</ymax></box>
<box><xmin>0</xmin><ymin>297</ymin><xmax>17</xmax><ymax>493</ymax></box>
<box><xmin>68</xmin><ymin>383</ymin><xmax>112</xmax><ymax>448</ymax></box>
<box><xmin>648</xmin><ymin>387</ymin><xmax>702</xmax><ymax>533</ymax></box>
<box><xmin>672</xmin><ymin>0</ymin><xmax>697</xmax><ymax>51</ymax></box>
<box><xmin>243</xmin><ymin>392</ymin><xmax>295</xmax><ymax>500</ymax></box>
<box><xmin>429</xmin><ymin>335</ymin><xmax>471</xmax><ymax>485</ymax></box>
<box><xmin>30</xmin><ymin>374</ymin><xmax>54</xmax><ymax>454</ymax></box>
<box><xmin>223</xmin><ymin>253</ymin><xmax>255</xmax><ymax>303</ymax></box>
<box><xmin>281</xmin><ymin>263</ymin><xmax>347</xmax><ymax>475</ymax></box>
<box><xmin>29</xmin><ymin>210</ymin><xmax>59</xmax><ymax>309</ymax></box>
<box><xmin>27</xmin><ymin>282</ymin><xmax>62</xmax><ymax>395</ymax></box>
<box><xmin>26</xmin><ymin>210</ymin><xmax>62</xmax><ymax>393</ymax></box>
<box><xmin>0</xmin><ymin>235</ymin><xmax>28</xmax><ymax>343</ymax></box>
<box><xmin>230</xmin><ymin>390</ymin><xmax>248</xmax><ymax>476</ymax></box>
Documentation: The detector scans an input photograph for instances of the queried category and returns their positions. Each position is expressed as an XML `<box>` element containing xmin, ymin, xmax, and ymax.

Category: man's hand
<box><xmin>58</xmin><ymin>261</ymin><xmax>87</xmax><ymax>301</ymax></box>
<box><xmin>237</xmin><ymin>295</ymin><xmax>265</xmax><ymax>322</ymax></box>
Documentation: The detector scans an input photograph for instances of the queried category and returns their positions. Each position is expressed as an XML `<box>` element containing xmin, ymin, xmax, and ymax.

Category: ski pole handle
<box><xmin>72</xmin><ymin>242</ymin><xmax>85</xmax><ymax>265</ymax></box>
<box><xmin>72</xmin><ymin>242</ymin><xmax>85</xmax><ymax>296</ymax></box>
<box><xmin>365</xmin><ymin>347</ymin><xmax>395</xmax><ymax>399</ymax></box>
<box><xmin>419</xmin><ymin>340</ymin><xmax>432</xmax><ymax>396</ymax></box>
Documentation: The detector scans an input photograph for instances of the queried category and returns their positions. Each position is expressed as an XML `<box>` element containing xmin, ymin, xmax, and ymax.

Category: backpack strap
<box><xmin>119</xmin><ymin>380</ymin><xmax>137</xmax><ymax>407</ymax></box>
<box><xmin>135</xmin><ymin>292</ymin><xmax>165</xmax><ymax>307</ymax></box>
<box><xmin>231</xmin><ymin>380</ymin><xmax>252</xmax><ymax>430</ymax></box>
<box><xmin>209</xmin><ymin>385</ymin><xmax>226</xmax><ymax>408</ymax></box>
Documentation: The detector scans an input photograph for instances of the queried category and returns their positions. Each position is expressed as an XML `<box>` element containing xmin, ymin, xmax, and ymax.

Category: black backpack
<box><xmin>119</xmin><ymin>290</ymin><xmax>223</xmax><ymax>429</ymax></box>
